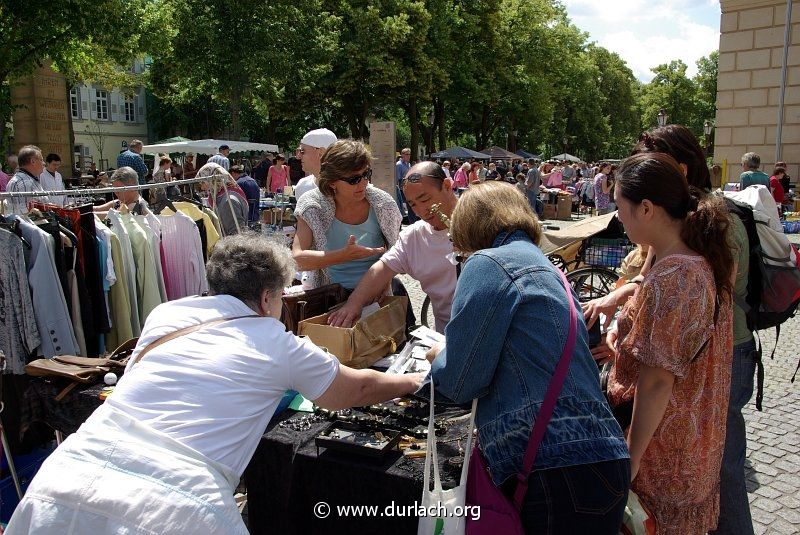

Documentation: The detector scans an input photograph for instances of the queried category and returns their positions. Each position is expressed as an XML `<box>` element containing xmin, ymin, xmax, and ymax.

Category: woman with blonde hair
<box><xmin>427</xmin><ymin>181</ymin><xmax>629</xmax><ymax>533</ymax></box>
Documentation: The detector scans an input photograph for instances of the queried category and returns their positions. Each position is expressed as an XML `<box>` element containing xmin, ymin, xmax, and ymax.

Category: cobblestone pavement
<box><xmin>399</xmin><ymin>216</ymin><xmax>800</xmax><ymax>534</ymax></box>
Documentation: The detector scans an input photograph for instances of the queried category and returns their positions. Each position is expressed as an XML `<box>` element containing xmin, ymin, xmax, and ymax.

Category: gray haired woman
<box><xmin>6</xmin><ymin>234</ymin><xmax>423</xmax><ymax>535</ymax></box>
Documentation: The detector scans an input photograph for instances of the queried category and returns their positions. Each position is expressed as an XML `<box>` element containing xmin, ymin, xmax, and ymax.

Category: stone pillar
<box><xmin>369</xmin><ymin>121</ymin><xmax>398</xmax><ymax>200</ymax></box>
<box><xmin>10</xmin><ymin>63</ymin><xmax>74</xmax><ymax>178</ymax></box>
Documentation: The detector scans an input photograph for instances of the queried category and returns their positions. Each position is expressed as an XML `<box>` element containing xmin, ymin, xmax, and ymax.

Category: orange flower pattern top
<box><xmin>608</xmin><ymin>255</ymin><xmax>733</xmax><ymax>535</ymax></box>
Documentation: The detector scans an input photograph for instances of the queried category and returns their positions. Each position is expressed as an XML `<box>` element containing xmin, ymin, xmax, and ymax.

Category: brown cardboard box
<box><xmin>298</xmin><ymin>296</ymin><xmax>407</xmax><ymax>369</ymax></box>
<box><xmin>556</xmin><ymin>195</ymin><xmax>573</xmax><ymax>220</ymax></box>
<box><xmin>542</xmin><ymin>203</ymin><xmax>557</xmax><ymax>220</ymax></box>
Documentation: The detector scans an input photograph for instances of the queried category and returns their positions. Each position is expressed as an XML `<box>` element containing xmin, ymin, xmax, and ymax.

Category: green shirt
<box><xmin>730</xmin><ymin>215</ymin><xmax>753</xmax><ymax>345</ymax></box>
<box><xmin>740</xmin><ymin>170</ymin><xmax>770</xmax><ymax>189</ymax></box>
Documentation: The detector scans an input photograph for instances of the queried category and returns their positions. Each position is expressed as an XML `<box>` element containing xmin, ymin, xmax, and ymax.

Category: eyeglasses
<box><xmin>340</xmin><ymin>168</ymin><xmax>373</xmax><ymax>185</ymax></box>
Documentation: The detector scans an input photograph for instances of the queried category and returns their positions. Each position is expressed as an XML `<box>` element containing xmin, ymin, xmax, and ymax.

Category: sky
<box><xmin>562</xmin><ymin>0</ymin><xmax>721</xmax><ymax>82</ymax></box>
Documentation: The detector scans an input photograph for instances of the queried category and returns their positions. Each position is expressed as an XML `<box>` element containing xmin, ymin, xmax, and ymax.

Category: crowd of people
<box><xmin>1</xmin><ymin>122</ymin><xmax>794</xmax><ymax>535</ymax></box>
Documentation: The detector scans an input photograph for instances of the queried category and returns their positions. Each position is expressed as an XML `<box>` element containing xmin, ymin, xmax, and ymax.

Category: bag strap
<box><xmin>130</xmin><ymin>315</ymin><xmax>260</xmax><ymax>367</ymax></box>
<box><xmin>512</xmin><ymin>267</ymin><xmax>578</xmax><ymax>509</ymax></box>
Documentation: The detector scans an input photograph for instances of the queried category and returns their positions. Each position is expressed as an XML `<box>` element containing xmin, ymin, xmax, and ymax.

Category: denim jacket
<box><xmin>431</xmin><ymin>230</ymin><xmax>628</xmax><ymax>485</ymax></box>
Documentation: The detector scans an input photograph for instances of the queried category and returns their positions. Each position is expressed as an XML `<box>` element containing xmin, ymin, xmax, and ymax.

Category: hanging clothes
<box><xmin>157</xmin><ymin>210</ymin><xmax>207</xmax><ymax>300</ymax></box>
<box><xmin>0</xmin><ymin>227</ymin><xmax>41</xmax><ymax>374</ymax></box>
<box><xmin>96</xmin><ymin>218</ymin><xmax>134</xmax><ymax>350</ymax></box>
<box><xmin>161</xmin><ymin>202</ymin><xmax>220</xmax><ymax>258</ymax></box>
<box><xmin>14</xmin><ymin>216</ymin><xmax>79</xmax><ymax>357</ymax></box>
<box><xmin>137</xmin><ymin>212</ymin><xmax>168</xmax><ymax>302</ymax></box>
<box><xmin>117</xmin><ymin>212</ymin><xmax>163</xmax><ymax>325</ymax></box>
<box><xmin>107</xmin><ymin>210</ymin><xmax>142</xmax><ymax>337</ymax></box>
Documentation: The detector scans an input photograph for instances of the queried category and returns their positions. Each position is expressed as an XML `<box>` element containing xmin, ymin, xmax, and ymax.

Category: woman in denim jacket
<box><xmin>428</xmin><ymin>181</ymin><xmax>630</xmax><ymax>533</ymax></box>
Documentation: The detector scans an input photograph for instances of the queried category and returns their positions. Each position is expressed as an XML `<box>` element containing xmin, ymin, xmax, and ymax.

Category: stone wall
<box><xmin>716</xmin><ymin>0</ymin><xmax>799</xmax><ymax>184</ymax></box>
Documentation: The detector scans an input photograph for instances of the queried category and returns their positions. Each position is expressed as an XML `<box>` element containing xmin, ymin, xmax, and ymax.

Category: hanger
<box><xmin>0</xmin><ymin>216</ymin><xmax>32</xmax><ymax>249</ymax></box>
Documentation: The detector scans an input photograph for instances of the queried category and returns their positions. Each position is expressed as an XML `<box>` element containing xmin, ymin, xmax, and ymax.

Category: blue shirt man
<box><xmin>116</xmin><ymin>140</ymin><xmax>149</xmax><ymax>185</ymax></box>
<box><xmin>395</xmin><ymin>148</ymin><xmax>417</xmax><ymax>223</ymax></box>
<box><xmin>230</xmin><ymin>165</ymin><xmax>260</xmax><ymax>223</ymax></box>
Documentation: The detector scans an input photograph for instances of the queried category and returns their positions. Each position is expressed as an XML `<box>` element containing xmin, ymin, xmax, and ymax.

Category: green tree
<box><xmin>639</xmin><ymin>60</ymin><xmax>697</xmax><ymax>133</ymax></box>
<box><xmin>0</xmin><ymin>0</ymin><xmax>167</xmax><ymax>154</ymax></box>
<box><xmin>693</xmin><ymin>51</ymin><xmax>718</xmax><ymax>130</ymax></box>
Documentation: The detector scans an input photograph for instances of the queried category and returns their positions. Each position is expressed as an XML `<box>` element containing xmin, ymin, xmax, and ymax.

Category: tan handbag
<box><xmin>298</xmin><ymin>296</ymin><xmax>407</xmax><ymax>369</ymax></box>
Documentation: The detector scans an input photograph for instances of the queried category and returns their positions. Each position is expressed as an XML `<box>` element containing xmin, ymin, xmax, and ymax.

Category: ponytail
<box><xmin>681</xmin><ymin>189</ymin><xmax>734</xmax><ymax>301</ymax></box>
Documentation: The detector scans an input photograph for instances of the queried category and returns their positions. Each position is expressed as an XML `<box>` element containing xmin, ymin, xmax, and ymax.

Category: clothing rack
<box><xmin>0</xmin><ymin>173</ymin><xmax>243</xmax><ymax>235</ymax></box>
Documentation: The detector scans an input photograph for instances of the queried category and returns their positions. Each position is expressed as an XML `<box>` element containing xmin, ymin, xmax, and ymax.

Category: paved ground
<box><xmin>399</xmin><ymin>214</ymin><xmax>800</xmax><ymax>534</ymax></box>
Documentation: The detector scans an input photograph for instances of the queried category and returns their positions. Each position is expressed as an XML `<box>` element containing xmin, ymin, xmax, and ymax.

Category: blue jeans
<box><xmin>711</xmin><ymin>338</ymin><xmax>757</xmax><ymax>535</ymax></box>
<box><xmin>396</xmin><ymin>184</ymin><xmax>418</xmax><ymax>223</ymax></box>
<box><xmin>513</xmin><ymin>459</ymin><xmax>630</xmax><ymax>534</ymax></box>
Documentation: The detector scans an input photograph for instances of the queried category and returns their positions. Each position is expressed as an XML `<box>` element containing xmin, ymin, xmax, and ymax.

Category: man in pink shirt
<box><xmin>328</xmin><ymin>161</ymin><xmax>458</xmax><ymax>333</ymax></box>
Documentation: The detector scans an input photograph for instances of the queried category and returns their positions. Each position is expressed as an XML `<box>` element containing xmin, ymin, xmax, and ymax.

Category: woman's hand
<box><xmin>425</xmin><ymin>343</ymin><xmax>444</xmax><ymax>363</ymax></box>
<box><xmin>342</xmin><ymin>235</ymin><xmax>385</xmax><ymax>261</ymax></box>
<box><xmin>581</xmin><ymin>291</ymin><xmax>619</xmax><ymax>329</ymax></box>
<box><xmin>590</xmin><ymin>333</ymin><xmax>616</xmax><ymax>365</ymax></box>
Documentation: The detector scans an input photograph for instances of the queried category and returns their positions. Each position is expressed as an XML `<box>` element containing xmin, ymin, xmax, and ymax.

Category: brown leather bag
<box><xmin>26</xmin><ymin>315</ymin><xmax>258</xmax><ymax>401</ymax></box>
<box><xmin>281</xmin><ymin>283</ymin><xmax>348</xmax><ymax>334</ymax></box>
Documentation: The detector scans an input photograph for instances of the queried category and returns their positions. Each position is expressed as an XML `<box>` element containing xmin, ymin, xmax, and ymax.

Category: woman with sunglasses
<box><xmin>293</xmin><ymin>140</ymin><xmax>402</xmax><ymax>290</ymax></box>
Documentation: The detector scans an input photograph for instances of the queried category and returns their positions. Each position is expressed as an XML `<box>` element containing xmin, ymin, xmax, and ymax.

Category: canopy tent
<box><xmin>549</xmin><ymin>153</ymin><xmax>583</xmax><ymax>163</ymax></box>
<box><xmin>515</xmin><ymin>149</ymin><xmax>541</xmax><ymax>160</ymax></box>
<box><xmin>152</xmin><ymin>136</ymin><xmax>192</xmax><ymax>144</ymax></box>
<box><xmin>141</xmin><ymin>138</ymin><xmax>279</xmax><ymax>155</ymax></box>
<box><xmin>429</xmin><ymin>146</ymin><xmax>491</xmax><ymax>160</ymax></box>
<box><xmin>483</xmin><ymin>146</ymin><xmax>519</xmax><ymax>160</ymax></box>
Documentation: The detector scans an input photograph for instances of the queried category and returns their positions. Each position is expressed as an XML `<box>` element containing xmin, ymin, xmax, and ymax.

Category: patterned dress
<box><xmin>607</xmin><ymin>255</ymin><xmax>733</xmax><ymax>535</ymax></box>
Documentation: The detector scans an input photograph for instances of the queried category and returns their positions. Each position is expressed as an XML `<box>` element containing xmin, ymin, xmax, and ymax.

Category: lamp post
<box><xmin>703</xmin><ymin>120</ymin><xmax>713</xmax><ymax>159</ymax></box>
<box><xmin>510</xmin><ymin>129</ymin><xmax>518</xmax><ymax>153</ymax></box>
<box><xmin>657</xmin><ymin>108</ymin><xmax>668</xmax><ymax>127</ymax></box>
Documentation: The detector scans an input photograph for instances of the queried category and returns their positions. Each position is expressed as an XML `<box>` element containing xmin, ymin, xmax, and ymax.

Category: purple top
<box><xmin>594</xmin><ymin>174</ymin><xmax>610</xmax><ymax>210</ymax></box>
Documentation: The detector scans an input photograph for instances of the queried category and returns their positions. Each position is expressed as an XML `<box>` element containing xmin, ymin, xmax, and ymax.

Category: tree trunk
<box><xmin>230</xmin><ymin>92</ymin><xmax>241</xmax><ymax>140</ymax></box>
<box><xmin>436</xmin><ymin>98</ymin><xmax>446</xmax><ymax>151</ymax></box>
<box><xmin>408</xmin><ymin>97</ymin><xmax>419</xmax><ymax>160</ymax></box>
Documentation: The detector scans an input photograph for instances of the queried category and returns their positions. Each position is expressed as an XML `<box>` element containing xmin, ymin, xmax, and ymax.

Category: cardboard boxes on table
<box><xmin>541</xmin><ymin>191</ymin><xmax>573</xmax><ymax>221</ymax></box>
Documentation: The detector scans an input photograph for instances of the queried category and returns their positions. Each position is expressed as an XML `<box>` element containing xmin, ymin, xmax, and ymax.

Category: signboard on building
<box><xmin>369</xmin><ymin>121</ymin><xmax>397</xmax><ymax>201</ymax></box>
<box><xmin>10</xmin><ymin>63</ymin><xmax>73</xmax><ymax>177</ymax></box>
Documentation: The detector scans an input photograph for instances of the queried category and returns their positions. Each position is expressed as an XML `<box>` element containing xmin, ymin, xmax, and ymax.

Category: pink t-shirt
<box><xmin>269</xmin><ymin>164</ymin><xmax>289</xmax><ymax>193</ymax></box>
<box><xmin>381</xmin><ymin>220</ymin><xmax>456</xmax><ymax>333</ymax></box>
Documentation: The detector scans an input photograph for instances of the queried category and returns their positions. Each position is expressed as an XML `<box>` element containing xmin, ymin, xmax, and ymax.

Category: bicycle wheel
<box><xmin>565</xmin><ymin>267</ymin><xmax>620</xmax><ymax>302</ymax></box>
<box><xmin>420</xmin><ymin>295</ymin><xmax>435</xmax><ymax>329</ymax></box>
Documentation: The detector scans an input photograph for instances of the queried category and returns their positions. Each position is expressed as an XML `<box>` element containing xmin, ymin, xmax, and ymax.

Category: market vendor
<box><xmin>292</xmin><ymin>139</ymin><xmax>402</xmax><ymax>289</ymax></box>
<box><xmin>5</xmin><ymin>233</ymin><xmax>423</xmax><ymax>535</ymax></box>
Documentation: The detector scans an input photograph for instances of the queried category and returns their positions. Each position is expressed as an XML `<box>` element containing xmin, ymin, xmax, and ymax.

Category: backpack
<box><xmin>723</xmin><ymin>185</ymin><xmax>800</xmax><ymax>410</ymax></box>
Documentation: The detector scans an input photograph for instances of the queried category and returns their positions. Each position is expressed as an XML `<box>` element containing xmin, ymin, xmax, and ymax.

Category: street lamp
<box><xmin>703</xmin><ymin>120</ymin><xmax>714</xmax><ymax>158</ymax></box>
<box><xmin>657</xmin><ymin>108</ymin><xmax>668</xmax><ymax>127</ymax></box>
<box><xmin>510</xmin><ymin>129</ymin><xmax>518</xmax><ymax>153</ymax></box>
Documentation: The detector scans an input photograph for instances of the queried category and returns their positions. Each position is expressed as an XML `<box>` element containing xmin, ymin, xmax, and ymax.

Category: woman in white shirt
<box><xmin>6</xmin><ymin>234</ymin><xmax>423</xmax><ymax>535</ymax></box>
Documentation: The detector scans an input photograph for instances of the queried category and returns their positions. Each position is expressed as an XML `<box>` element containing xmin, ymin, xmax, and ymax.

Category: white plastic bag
<box><xmin>417</xmin><ymin>385</ymin><xmax>476</xmax><ymax>535</ymax></box>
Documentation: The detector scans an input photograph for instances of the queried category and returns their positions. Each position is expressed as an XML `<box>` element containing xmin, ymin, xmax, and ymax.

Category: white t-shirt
<box><xmin>294</xmin><ymin>174</ymin><xmax>317</xmax><ymax>200</ymax></box>
<box><xmin>108</xmin><ymin>294</ymin><xmax>339</xmax><ymax>477</ymax></box>
<box><xmin>381</xmin><ymin>220</ymin><xmax>456</xmax><ymax>333</ymax></box>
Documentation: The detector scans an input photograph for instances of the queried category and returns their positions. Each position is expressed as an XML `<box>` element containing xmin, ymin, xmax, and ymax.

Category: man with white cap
<box><xmin>293</xmin><ymin>128</ymin><xmax>337</xmax><ymax>200</ymax></box>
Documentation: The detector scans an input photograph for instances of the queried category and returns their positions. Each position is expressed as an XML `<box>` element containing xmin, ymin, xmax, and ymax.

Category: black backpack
<box><xmin>725</xmin><ymin>197</ymin><xmax>800</xmax><ymax>410</ymax></box>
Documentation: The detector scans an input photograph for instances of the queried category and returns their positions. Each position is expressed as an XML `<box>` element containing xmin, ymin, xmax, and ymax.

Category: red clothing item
<box><xmin>769</xmin><ymin>175</ymin><xmax>785</xmax><ymax>204</ymax></box>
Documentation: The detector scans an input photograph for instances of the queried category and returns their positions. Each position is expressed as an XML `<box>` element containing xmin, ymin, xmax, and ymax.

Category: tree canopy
<box><xmin>5</xmin><ymin>0</ymin><xmax>719</xmax><ymax>162</ymax></box>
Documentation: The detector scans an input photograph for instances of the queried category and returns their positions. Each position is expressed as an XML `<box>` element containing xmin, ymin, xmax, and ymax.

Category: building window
<box><xmin>95</xmin><ymin>89</ymin><xmax>109</xmax><ymax>120</ymax></box>
<box><xmin>124</xmin><ymin>96</ymin><xmax>137</xmax><ymax>122</ymax></box>
<box><xmin>70</xmin><ymin>88</ymin><xmax>81</xmax><ymax>119</ymax></box>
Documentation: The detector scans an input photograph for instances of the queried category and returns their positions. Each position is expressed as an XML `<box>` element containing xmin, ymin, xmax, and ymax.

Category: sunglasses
<box><xmin>340</xmin><ymin>168</ymin><xmax>373</xmax><ymax>185</ymax></box>
<box><xmin>400</xmin><ymin>172</ymin><xmax>441</xmax><ymax>187</ymax></box>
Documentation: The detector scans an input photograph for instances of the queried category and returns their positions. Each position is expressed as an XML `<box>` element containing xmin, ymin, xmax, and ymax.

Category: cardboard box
<box><xmin>298</xmin><ymin>296</ymin><xmax>407</xmax><ymax>369</ymax></box>
<box><xmin>542</xmin><ymin>203</ymin><xmax>557</xmax><ymax>220</ymax></box>
<box><xmin>556</xmin><ymin>195</ymin><xmax>572</xmax><ymax>220</ymax></box>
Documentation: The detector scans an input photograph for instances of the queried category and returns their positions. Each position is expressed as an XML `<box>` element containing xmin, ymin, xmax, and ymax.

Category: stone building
<box><xmin>715</xmin><ymin>0</ymin><xmax>800</xmax><ymax>185</ymax></box>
